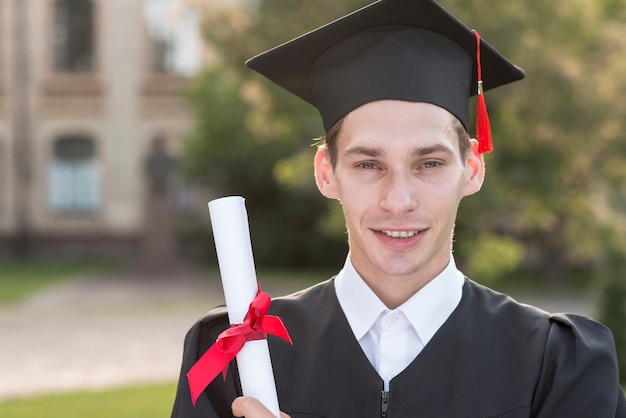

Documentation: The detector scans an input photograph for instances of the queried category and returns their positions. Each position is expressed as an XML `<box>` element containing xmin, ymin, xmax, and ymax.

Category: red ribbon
<box><xmin>187</xmin><ymin>285</ymin><xmax>292</xmax><ymax>406</ymax></box>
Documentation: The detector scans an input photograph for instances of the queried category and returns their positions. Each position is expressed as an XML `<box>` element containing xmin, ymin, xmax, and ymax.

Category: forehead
<box><xmin>338</xmin><ymin>100</ymin><xmax>459</xmax><ymax>153</ymax></box>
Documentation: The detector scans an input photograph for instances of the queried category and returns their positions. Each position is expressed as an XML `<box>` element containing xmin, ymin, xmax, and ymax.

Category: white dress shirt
<box><xmin>334</xmin><ymin>254</ymin><xmax>464</xmax><ymax>390</ymax></box>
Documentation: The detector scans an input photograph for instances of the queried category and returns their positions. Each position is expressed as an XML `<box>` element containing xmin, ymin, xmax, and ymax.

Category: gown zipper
<box><xmin>381</xmin><ymin>391</ymin><xmax>389</xmax><ymax>417</ymax></box>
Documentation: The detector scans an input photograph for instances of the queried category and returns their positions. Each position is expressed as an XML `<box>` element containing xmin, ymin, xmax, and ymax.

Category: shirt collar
<box><xmin>335</xmin><ymin>257</ymin><xmax>388</xmax><ymax>340</ymax></box>
<box><xmin>335</xmin><ymin>254</ymin><xmax>464</xmax><ymax>345</ymax></box>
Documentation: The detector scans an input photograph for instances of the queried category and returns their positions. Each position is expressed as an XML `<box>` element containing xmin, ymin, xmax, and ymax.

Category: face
<box><xmin>315</xmin><ymin>100</ymin><xmax>484</xmax><ymax>306</ymax></box>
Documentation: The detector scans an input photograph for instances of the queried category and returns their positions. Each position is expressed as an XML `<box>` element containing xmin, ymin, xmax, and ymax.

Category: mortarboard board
<box><xmin>246</xmin><ymin>0</ymin><xmax>524</xmax><ymax>152</ymax></box>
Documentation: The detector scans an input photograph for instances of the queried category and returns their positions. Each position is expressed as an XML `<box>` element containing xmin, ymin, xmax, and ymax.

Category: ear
<box><xmin>314</xmin><ymin>146</ymin><xmax>339</xmax><ymax>199</ymax></box>
<box><xmin>462</xmin><ymin>139</ymin><xmax>486</xmax><ymax>197</ymax></box>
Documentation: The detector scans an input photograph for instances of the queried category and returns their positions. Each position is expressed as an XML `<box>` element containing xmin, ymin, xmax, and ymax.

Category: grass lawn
<box><xmin>0</xmin><ymin>381</ymin><xmax>622</xmax><ymax>418</ymax></box>
<box><xmin>0</xmin><ymin>382</ymin><xmax>176</xmax><ymax>418</ymax></box>
<box><xmin>0</xmin><ymin>260</ymin><xmax>119</xmax><ymax>304</ymax></box>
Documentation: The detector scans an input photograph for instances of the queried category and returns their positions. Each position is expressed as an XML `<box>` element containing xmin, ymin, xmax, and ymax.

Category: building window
<box><xmin>144</xmin><ymin>0</ymin><xmax>202</xmax><ymax>76</ymax></box>
<box><xmin>48</xmin><ymin>136</ymin><xmax>100</xmax><ymax>214</ymax></box>
<box><xmin>53</xmin><ymin>0</ymin><xmax>95</xmax><ymax>72</ymax></box>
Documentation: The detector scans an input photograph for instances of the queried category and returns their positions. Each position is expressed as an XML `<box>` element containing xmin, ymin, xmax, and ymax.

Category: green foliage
<box><xmin>183</xmin><ymin>0</ymin><xmax>626</xmax><ymax>301</ymax></box>
<box><xmin>180</xmin><ymin>65</ymin><xmax>348</xmax><ymax>268</ymax></box>
<box><xmin>0</xmin><ymin>383</ymin><xmax>176</xmax><ymax>418</ymax></box>
<box><xmin>180</xmin><ymin>1</ymin><xmax>369</xmax><ymax>268</ymax></box>
<box><xmin>439</xmin><ymin>0</ymin><xmax>626</xmax><ymax>374</ymax></box>
<box><xmin>461</xmin><ymin>234</ymin><xmax>525</xmax><ymax>285</ymax></box>
<box><xmin>438</xmin><ymin>0</ymin><xmax>626</xmax><ymax>286</ymax></box>
<box><xmin>596</xmin><ymin>230</ymin><xmax>626</xmax><ymax>385</ymax></box>
<box><xmin>599</xmin><ymin>269</ymin><xmax>626</xmax><ymax>385</ymax></box>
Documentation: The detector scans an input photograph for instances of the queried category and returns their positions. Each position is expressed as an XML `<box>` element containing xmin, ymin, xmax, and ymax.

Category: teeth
<box><xmin>382</xmin><ymin>230</ymin><xmax>418</xmax><ymax>239</ymax></box>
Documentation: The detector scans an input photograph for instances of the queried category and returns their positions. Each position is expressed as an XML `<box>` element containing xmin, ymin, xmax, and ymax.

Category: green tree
<box><xmin>440</xmin><ymin>0</ymin><xmax>626</xmax><ymax>381</ymax></box>
<box><xmin>180</xmin><ymin>1</ymin><xmax>370</xmax><ymax>267</ymax></box>
<box><xmin>182</xmin><ymin>0</ymin><xmax>626</xmax><ymax>293</ymax></box>
<box><xmin>596</xmin><ymin>230</ymin><xmax>626</xmax><ymax>384</ymax></box>
<box><xmin>439</xmin><ymin>0</ymin><xmax>626</xmax><ymax>285</ymax></box>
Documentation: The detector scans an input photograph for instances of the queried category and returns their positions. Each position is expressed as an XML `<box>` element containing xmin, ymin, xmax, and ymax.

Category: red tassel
<box><xmin>476</xmin><ymin>85</ymin><xmax>493</xmax><ymax>153</ymax></box>
<box><xmin>473</xmin><ymin>30</ymin><xmax>493</xmax><ymax>153</ymax></box>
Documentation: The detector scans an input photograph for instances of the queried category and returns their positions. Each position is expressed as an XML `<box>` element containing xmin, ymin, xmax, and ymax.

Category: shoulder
<box><xmin>463</xmin><ymin>280</ymin><xmax>624</xmax><ymax>414</ymax></box>
<box><xmin>464</xmin><ymin>279</ymin><xmax>617</xmax><ymax>352</ymax></box>
<box><xmin>459</xmin><ymin>280</ymin><xmax>619</xmax><ymax>365</ymax></box>
<box><xmin>542</xmin><ymin>312</ymin><xmax>618</xmax><ymax>376</ymax></box>
<box><xmin>548</xmin><ymin>311</ymin><xmax>615</xmax><ymax>339</ymax></box>
<box><xmin>462</xmin><ymin>279</ymin><xmax>552</xmax><ymax>331</ymax></box>
<box><xmin>181</xmin><ymin>305</ymin><xmax>230</xmax><ymax>355</ymax></box>
<box><xmin>533</xmin><ymin>313</ymin><xmax>623</xmax><ymax>414</ymax></box>
<box><xmin>464</xmin><ymin>279</ymin><xmax>616</xmax><ymax>345</ymax></box>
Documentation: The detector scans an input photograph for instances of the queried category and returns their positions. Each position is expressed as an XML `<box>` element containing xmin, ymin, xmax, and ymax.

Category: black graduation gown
<box><xmin>172</xmin><ymin>279</ymin><xmax>626</xmax><ymax>418</ymax></box>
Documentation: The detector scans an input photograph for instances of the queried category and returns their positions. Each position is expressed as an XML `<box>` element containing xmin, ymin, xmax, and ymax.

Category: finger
<box><xmin>231</xmin><ymin>396</ymin><xmax>286</xmax><ymax>418</ymax></box>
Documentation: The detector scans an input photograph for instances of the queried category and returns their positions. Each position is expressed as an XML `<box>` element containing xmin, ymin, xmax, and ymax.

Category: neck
<box><xmin>355</xmin><ymin>259</ymin><xmax>450</xmax><ymax>309</ymax></box>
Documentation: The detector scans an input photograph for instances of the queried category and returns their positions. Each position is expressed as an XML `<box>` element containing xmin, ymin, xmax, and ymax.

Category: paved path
<box><xmin>0</xmin><ymin>265</ymin><xmax>596</xmax><ymax>402</ymax></box>
<box><xmin>0</xmin><ymin>264</ymin><xmax>223</xmax><ymax>401</ymax></box>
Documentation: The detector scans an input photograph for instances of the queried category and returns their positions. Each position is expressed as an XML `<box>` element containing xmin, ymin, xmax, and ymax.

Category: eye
<box><xmin>357</xmin><ymin>161</ymin><xmax>378</xmax><ymax>170</ymax></box>
<box><xmin>422</xmin><ymin>161</ymin><xmax>441</xmax><ymax>169</ymax></box>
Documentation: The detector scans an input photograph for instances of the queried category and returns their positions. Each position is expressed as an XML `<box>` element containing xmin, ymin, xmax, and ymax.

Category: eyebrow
<box><xmin>343</xmin><ymin>143</ymin><xmax>455</xmax><ymax>159</ymax></box>
<box><xmin>412</xmin><ymin>144</ymin><xmax>455</xmax><ymax>158</ymax></box>
<box><xmin>343</xmin><ymin>146</ymin><xmax>385</xmax><ymax>159</ymax></box>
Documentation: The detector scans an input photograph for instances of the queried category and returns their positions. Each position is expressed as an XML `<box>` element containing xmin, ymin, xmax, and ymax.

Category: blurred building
<box><xmin>0</xmin><ymin>0</ymin><xmax>210</xmax><ymax>259</ymax></box>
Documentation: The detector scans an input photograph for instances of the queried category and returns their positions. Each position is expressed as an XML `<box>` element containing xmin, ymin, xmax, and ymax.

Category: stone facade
<box><xmin>0</xmin><ymin>0</ymin><xmax>209</xmax><ymax>258</ymax></box>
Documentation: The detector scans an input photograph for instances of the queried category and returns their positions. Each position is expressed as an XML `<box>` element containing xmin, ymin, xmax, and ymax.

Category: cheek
<box><xmin>421</xmin><ymin>181</ymin><xmax>465</xmax><ymax>214</ymax></box>
<box><xmin>337</xmin><ymin>188</ymin><xmax>365</xmax><ymax>217</ymax></box>
<box><xmin>340</xmin><ymin>171</ymin><xmax>385</xmax><ymax>196</ymax></box>
<box><xmin>335</xmin><ymin>182</ymin><xmax>374</xmax><ymax>220</ymax></box>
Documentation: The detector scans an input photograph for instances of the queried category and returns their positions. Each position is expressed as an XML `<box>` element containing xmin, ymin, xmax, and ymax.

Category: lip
<box><xmin>374</xmin><ymin>228</ymin><xmax>426</xmax><ymax>250</ymax></box>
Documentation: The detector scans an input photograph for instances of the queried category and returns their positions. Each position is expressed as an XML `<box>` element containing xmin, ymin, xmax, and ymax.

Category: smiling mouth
<box><xmin>381</xmin><ymin>230</ymin><xmax>420</xmax><ymax>239</ymax></box>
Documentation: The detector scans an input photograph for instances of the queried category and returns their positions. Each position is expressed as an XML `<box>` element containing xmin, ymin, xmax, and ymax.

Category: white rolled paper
<box><xmin>208</xmin><ymin>196</ymin><xmax>281</xmax><ymax>417</ymax></box>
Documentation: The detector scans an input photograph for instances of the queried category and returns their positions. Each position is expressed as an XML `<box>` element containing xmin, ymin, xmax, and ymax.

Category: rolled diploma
<box><xmin>208</xmin><ymin>196</ymin><xmax>281</xmax><ymax>417</ymax></box>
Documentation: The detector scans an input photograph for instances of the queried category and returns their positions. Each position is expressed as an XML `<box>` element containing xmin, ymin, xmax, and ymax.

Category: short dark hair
<box><xmin>319</xmin><ymin>111</ymin><xmax>472</xmax><ymax>169</ymax></box>
<box><xmin>450</xmin><ymin>116</ymin><xmax>472</xmax><ymax>163</ymax></box>
<box><xmin>318</xmin><ymin>117</ymin><xmax>345</xmax><ymax>169</ymax></box>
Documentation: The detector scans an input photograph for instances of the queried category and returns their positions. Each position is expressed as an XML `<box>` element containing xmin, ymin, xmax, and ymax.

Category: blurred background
<box><xmin>0</xmin><ymin>0</ymin><xmax>624</xmax><ymax>415</ymax></box>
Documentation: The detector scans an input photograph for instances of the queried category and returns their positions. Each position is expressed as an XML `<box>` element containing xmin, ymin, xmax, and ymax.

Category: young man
<box><xmin>172</xmin><ymin>0</ymin><xmax>626</xmax><ymax>416</ymax></box>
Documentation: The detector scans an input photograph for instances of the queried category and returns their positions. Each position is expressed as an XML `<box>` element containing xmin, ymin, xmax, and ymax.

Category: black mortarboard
<box><xmin>246</xmin><ymin>0</ymin><xmax>524</xmax><ymax>151</ymax></box>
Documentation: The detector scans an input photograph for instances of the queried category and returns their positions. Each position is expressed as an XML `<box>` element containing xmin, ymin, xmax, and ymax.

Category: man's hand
<box><xmin>231</xmin><ymin>396</ymin><xmax>291</xmax><ymax>418</ymax></box>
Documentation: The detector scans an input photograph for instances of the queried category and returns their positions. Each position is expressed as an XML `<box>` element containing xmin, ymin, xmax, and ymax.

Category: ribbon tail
<box><xmin>261</xmin><ymin>315</ymin><xmax>293</xmax><ymax>345</ymax></box>
<box><xmin>187</xmin><ymin>343</ymin><xmax>237</xmax><ymax>406</ymax></box>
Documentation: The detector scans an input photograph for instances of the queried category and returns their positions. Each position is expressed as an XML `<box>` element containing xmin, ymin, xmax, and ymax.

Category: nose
<box><xmin>379</xmin><ymin>171</ymin><xmax>418</xmax><ymax>214</ymax></box>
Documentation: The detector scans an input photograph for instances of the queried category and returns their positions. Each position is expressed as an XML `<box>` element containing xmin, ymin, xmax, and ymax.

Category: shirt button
<box><xmin>385</xmin><ymin>314</ymin><xmax>398</xmax><ymax>326</ymax></box>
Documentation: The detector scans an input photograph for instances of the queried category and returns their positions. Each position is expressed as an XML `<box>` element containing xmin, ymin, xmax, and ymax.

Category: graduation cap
<box><xmin>246</xmin><ymin>0</ymin><xmax>524</xmax><ymax>153</ymax></box>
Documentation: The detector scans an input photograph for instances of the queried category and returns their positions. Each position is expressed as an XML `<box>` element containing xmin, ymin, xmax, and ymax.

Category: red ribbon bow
<box><xmin>187</xmin><ymin>285</ymin><xmax>292</xmax><ymax>406</ymax></box>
